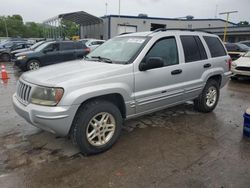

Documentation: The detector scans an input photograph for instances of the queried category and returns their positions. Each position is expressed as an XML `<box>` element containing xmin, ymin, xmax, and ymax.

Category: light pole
<box><xmin>219</xmin><ymin>11</ymin><xmax>238</xmax><ymax>42</ymax></box>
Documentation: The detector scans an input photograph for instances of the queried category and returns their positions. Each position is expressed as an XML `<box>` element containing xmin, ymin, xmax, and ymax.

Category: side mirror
<box><xmin>139</xmin><ymin>57</ymin><xmax>164</xmax><ymax>71</ymax></box>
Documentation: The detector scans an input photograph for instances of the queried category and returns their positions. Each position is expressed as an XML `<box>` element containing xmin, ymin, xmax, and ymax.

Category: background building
<box><xmin>43</xmin><ymin>11</ymin><xmax>250</xmax><ymax>42</ymax></box>
<box><xmin>80</xmin><ymin>14</ymin><xmax>237</xmax><ymax>40</ymax></box>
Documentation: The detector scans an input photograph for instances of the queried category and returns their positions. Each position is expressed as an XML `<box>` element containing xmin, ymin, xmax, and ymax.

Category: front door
<box><xmin>41</xmin><ymin>43</ymin><xmax>60</xmax><ymax>65</ymax></box>
<box><xmin>134</xmin><ymin>36</ymin><xmax>185</xmax><ymax>114</ymax></box>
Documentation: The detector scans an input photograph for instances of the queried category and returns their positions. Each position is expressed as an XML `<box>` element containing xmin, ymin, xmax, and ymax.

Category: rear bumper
<box><xmin>12</xmin><ymin>94</ymin><xmax>79</xmax><ymax>136</ymax></box>
<box><xmin>221</xmin><ymin>71</ymin><xmax>232</xmax><ymax>87</ymax></box>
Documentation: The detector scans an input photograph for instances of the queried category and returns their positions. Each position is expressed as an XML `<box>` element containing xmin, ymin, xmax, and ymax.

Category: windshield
<box><xmin>237</xmin><ymin>43</ymin><xmax>250</xmax><ymax>51</ymax></box>
<box><xmin>244</xmin><ymin>51</ymin><xmax>250</xmax><ymax>57</ymax></box>
<box><xmin>30</xmin><ymin>41</ymin><xmax>45</xmax><ymax>50</ymax></box>
<box><xmin>0</xmin><ymin>41</ymin><xmax>13</xmax><ymax>48</ymax></box>
<box><xmin>86</xmin><ymin>36</ymin><xmax>148</xmax><ymax>64</ymax></box>
<box><xmin>34</xmin><ymin>42</ymin><xmax>52</xmax><ymax>52</ymax></box>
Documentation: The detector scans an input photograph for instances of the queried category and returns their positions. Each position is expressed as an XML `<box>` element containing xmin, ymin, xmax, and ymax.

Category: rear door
<box><xmin>134</xmin><ymin>36</ymin><xmax>185</xmax><ymax>114</ymax></box>
<box><xmin>178</xmin><ymin>35</ymin><xmax>209</xmax><ymax>100</ymax></box>
<box><xmin>75</xmin><ymin>42</ymin><xmax>85</xmax><ymax>59</ymax></box>
<box><xmin>59</xmin><ymin>42</ymin><xmax>76</xmax><ymax>62</ymax></box>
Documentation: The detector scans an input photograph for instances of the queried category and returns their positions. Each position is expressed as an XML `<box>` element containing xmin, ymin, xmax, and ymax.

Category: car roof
<box><xmin>117</xmin><ymin>30</ymin><xmax>217</xmax><ymax>38</ymax></box>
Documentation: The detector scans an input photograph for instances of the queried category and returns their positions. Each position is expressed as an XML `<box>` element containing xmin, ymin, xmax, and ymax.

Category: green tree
<box><xmin>238</xmin><ymin>21</ymin><xmax>249</xmax><ymax>26</ymax></box>
<box><xmin>61</xmin><ymin>20</ymin><xmax>79</xmax><ymax>38</ymax></box>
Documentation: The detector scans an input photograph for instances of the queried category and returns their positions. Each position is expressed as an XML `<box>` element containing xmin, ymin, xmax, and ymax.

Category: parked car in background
<box><xmin>0</xmin><ymin>39</ymin><xmax>29</xmax><ymax>49</ymax></box>
<box><xmin>15</xmin><ymin>41</ymin><xmax>85</xmax><ymax>71</ymax></box>
<box><xmin>0</xmin><ymin>42</ymin><xmax>33</xmax><ymax>62</ymax></box>
<box><xmin>79</xmin><ymin>39</ymin><xmax>105</xmax><ymax>55</ymax></box>
<box><xmin>239</xmin><ymin>40</ymin><xmax>250</xmax><ymax>47</ymax></box>
<box><xmin>225</xmin><ymin>43</ymin><xmax>250</xmax><ymax>60</ymax></box>
<box><xmin>11</xmin><ymin>40</ymin><xmax>50</xmax><ymax>60</ymax></box>
<box><xmin>231</xmin><ymin>51</ymin><xmax>250</xmax><ymax>79</ymax></box>
<box><xmin>13</xmin><ymin>30</ymin><xmax>231</xmax><ymax>155</ymax></box>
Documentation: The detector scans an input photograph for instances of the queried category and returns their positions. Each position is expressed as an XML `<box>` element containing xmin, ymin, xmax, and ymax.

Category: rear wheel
<box><xmin>194</xmin><ymin>79</ymin><xmax>220</xmax><ymax>113</ymax></box>
<box><xmin>71</xmin><ymin>100</ymin><xmax>122</xmax><ymax>155</ymax></box>
<box><xmin>0</xmin><ymin>53</ymin><xmax>10</xmax><ymax>62</ymax></box>
<box><xmin>27</xmin><ymin>60</ymin><xmax>40</xmax><ymax>71</ymax></box>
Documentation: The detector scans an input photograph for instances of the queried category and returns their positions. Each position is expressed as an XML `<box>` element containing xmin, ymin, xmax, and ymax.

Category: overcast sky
<box><xmin>0</xmin><ymin>0</ymin><xmax>249</xmax><ymax>23</ymax></box>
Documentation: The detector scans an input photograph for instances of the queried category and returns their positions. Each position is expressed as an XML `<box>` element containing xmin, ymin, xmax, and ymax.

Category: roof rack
<box><xmin>152</xmin><ymin>28</ymin><xmax>212</xmax><ymax>34</ymax></box>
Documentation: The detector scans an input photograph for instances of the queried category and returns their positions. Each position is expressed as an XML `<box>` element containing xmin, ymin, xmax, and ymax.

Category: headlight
<box><xmin>17</xmin><ymin>55</ymin><xmax>26</xmax><ymax>60</ymax></box>
<box><xmin>30</xmin><ymin>86</ymin><xmax>64</xmax><ymax>106</ymax></box>
<box><xmin>231</xmin><ymin>62</ymin><xmax>237</xmax><ymax>67</ymax></box>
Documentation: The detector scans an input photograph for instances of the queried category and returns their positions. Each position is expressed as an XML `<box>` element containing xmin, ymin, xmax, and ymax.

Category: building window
<box><xmin>150</xmin><ymin>23</ymin><xmax>166</xmax><ymax>31</ymax></box>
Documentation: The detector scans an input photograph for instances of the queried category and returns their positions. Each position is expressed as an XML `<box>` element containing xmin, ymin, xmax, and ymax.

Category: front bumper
<box><xmin>14</xmin><ymin>59</ymin><xmax>28</xmax><ymax>69</ymax></box>
<box><xmin>231</xmin><ymin>67</ymin><xmax>250</xmax><ymax>77</ymax></box>
<box><xmin>12</xmin><ymin>94</ymin><xmax>79</xmax><ymax>136</ymax></box>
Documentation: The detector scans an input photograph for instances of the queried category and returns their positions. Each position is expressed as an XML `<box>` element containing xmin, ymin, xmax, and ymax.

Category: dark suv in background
<box><xmin>15</xmin><ymin>41</ymin><xmax>85</xmax><ymax>71</ymax></box>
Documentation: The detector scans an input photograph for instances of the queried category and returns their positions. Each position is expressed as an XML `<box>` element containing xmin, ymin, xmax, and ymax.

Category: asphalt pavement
<box><xmin>0</xmin><ymin>62</ymin><xmax>250</xmax><ymax>188</ymax></box>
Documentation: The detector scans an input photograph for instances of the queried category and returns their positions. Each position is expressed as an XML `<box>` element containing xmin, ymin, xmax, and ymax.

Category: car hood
<box><xmin>12</xmin><ymin>48</ymin><xmax>30</xmax><ymax>54</ymax></box>
<box><xmin>16</xmin><ymin>50</ymin><xmax>36</xmax><ymax>56</ymax></box>
<box><xmin>21</xmin><ymin>60</ymin><xmax>129</xmax><ymax>87</ymax></box>
<box><xmin>235</xmin><ymin>57</ymin><xmax>250</xmax><ymax>67</ymax></box>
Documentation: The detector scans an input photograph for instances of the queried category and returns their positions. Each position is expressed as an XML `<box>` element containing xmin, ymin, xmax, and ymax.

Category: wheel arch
<box><xmin>68</xmin><ymin>93</ymin><xmax>126</xmax><ymax>137</ymax></box>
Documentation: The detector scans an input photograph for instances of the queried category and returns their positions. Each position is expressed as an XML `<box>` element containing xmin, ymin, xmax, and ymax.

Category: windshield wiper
<box><xmin>91</xmin><ymin>56</ymin><xmax>113</xmax><ymax>64</ymax></box>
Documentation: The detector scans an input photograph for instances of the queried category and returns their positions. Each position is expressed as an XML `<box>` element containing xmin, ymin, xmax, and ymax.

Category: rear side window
<box><xmin>145</xmin><ymin>37</ymin><xmax>179</xmax><ymax>67</ymax></box>
<box><xmin>60</xmin><ymin>42</ymin><xmax>74</xmax><ymax>50</ymax></box>
<box><xmin>75</xmin><ymin>42</ymin><xmax>84</xmax><ymax>49</ymax></box>
<box><xmin>203</xmin><ymin>36</ymin><xmax>226</xmax><ymax>57</ymax></box>
<box><xmin>180</xmin><ymin>35</ymin><xmax>207</xmax><ymax>63</ymax></box>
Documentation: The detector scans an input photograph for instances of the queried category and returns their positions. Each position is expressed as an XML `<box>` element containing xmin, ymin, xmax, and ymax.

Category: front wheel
<box><xmin>194</xmin><ymin>79</ymin><xmax>220</xmax><ymax>113</ymax></box>
<box><xmin>71</xmin><ymin>100</ymin><xmax>123</xmax><ymax>155</ymax></box>
<box><xmin>27</xmin><ymin>60</ymin><xmax>40</xmax><ymax>71</ymax></box>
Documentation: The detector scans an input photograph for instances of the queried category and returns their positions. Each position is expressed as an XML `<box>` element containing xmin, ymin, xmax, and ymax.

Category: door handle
<box><xmin>171</xmin><ymin>69</ymin><xmax>182</xmax><ymax>75</ymax></box>
<box><xmin>203</xmin><ymin>63</ymin><xmax>211</xmax><ymax>68</ymax></box>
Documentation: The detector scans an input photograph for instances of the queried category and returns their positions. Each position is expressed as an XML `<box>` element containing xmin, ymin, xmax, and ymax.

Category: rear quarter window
<box><xmin>60</xmin><ymin>42</ymin><xmax>74</xmax><ymax>50</ymax></box>
<box><xmin>203</xmin><ymin>36</ymin><xmax>227</xmax><ymax>57</ymax></box>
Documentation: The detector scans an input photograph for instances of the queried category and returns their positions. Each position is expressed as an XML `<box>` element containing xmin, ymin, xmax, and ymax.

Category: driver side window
<box><xmin>145</xmin><ymin>37</ymin><xmax>179</xmax><ymax>67</ymax></box>
<box><xmin>45</xmin><ymin>43</ymin><xmax>59</xmax><ymax>52</ymax></box>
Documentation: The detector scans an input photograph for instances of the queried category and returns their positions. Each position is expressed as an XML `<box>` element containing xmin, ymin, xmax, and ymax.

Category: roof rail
<box><xmin>152</xmin><ymin>28</ymin><xmax>212</xmax><ymax>34</ymax></box>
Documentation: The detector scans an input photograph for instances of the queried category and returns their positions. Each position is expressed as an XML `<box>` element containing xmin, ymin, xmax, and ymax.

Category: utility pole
<box><xmin>118</xmin><ymin>0</ymin><xmax>121</xmax><ymax>16</ymax></box>
<box><xmin>105</xmin><ymin>1</ymin><xmax>108</xmax><ymax>16</ymax></box>
<box><xmin>219</xmin><ymin>11</ymin><xmax>238</xmax><ymax>42</ymax></box>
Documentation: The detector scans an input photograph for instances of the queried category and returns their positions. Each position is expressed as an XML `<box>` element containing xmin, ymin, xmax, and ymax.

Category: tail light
<box><xmin>227</xmin><ymin>58</ymin><xmax>232</xmax><ymax>71</ymax></box>
<box><xmin>84</xmin><ymin>47</ymin><xmax>90</xmax><ymax>54</ymax></box>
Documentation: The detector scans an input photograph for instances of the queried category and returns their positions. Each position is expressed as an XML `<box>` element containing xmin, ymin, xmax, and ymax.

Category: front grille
<box><xmin>16</xmin><ymin>81</ymin><xmax>32</xmax><ymax>104</ymax></box>
<box><xmin>236</xmin><ymin>66</ymin><xmax>250</xmax><ymax>71</ymax></box>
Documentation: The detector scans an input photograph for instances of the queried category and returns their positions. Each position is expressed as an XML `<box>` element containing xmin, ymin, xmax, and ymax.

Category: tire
<box><xmin>71</xmin><ymin>100</ymin><xmax>123</xmax><ymax>155</ymax></box>
<box><xmin>194</xmin><ymin>79</ymin><xmax>220</xmax><ymax>113</ymax></box>
<box><xmin>0</xmin><ymin>53</ymin><xmax>11</xmax><ymax>62</ymax></box>
<box><xmin>231</xmin><ymin>76</ymin><xmax>238</xmax><ymax>81</ymax></box>
<box><xmin>27</xmin><ymin>60</ymin><xmax>40</xmax><ymax>71</ymax></box>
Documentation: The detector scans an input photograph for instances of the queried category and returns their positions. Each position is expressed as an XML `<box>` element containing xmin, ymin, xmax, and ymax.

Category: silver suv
<box><xmin>13</xmin><ymin>30</ymin><xmax>232</xmax><ymax>155</ymax></box>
